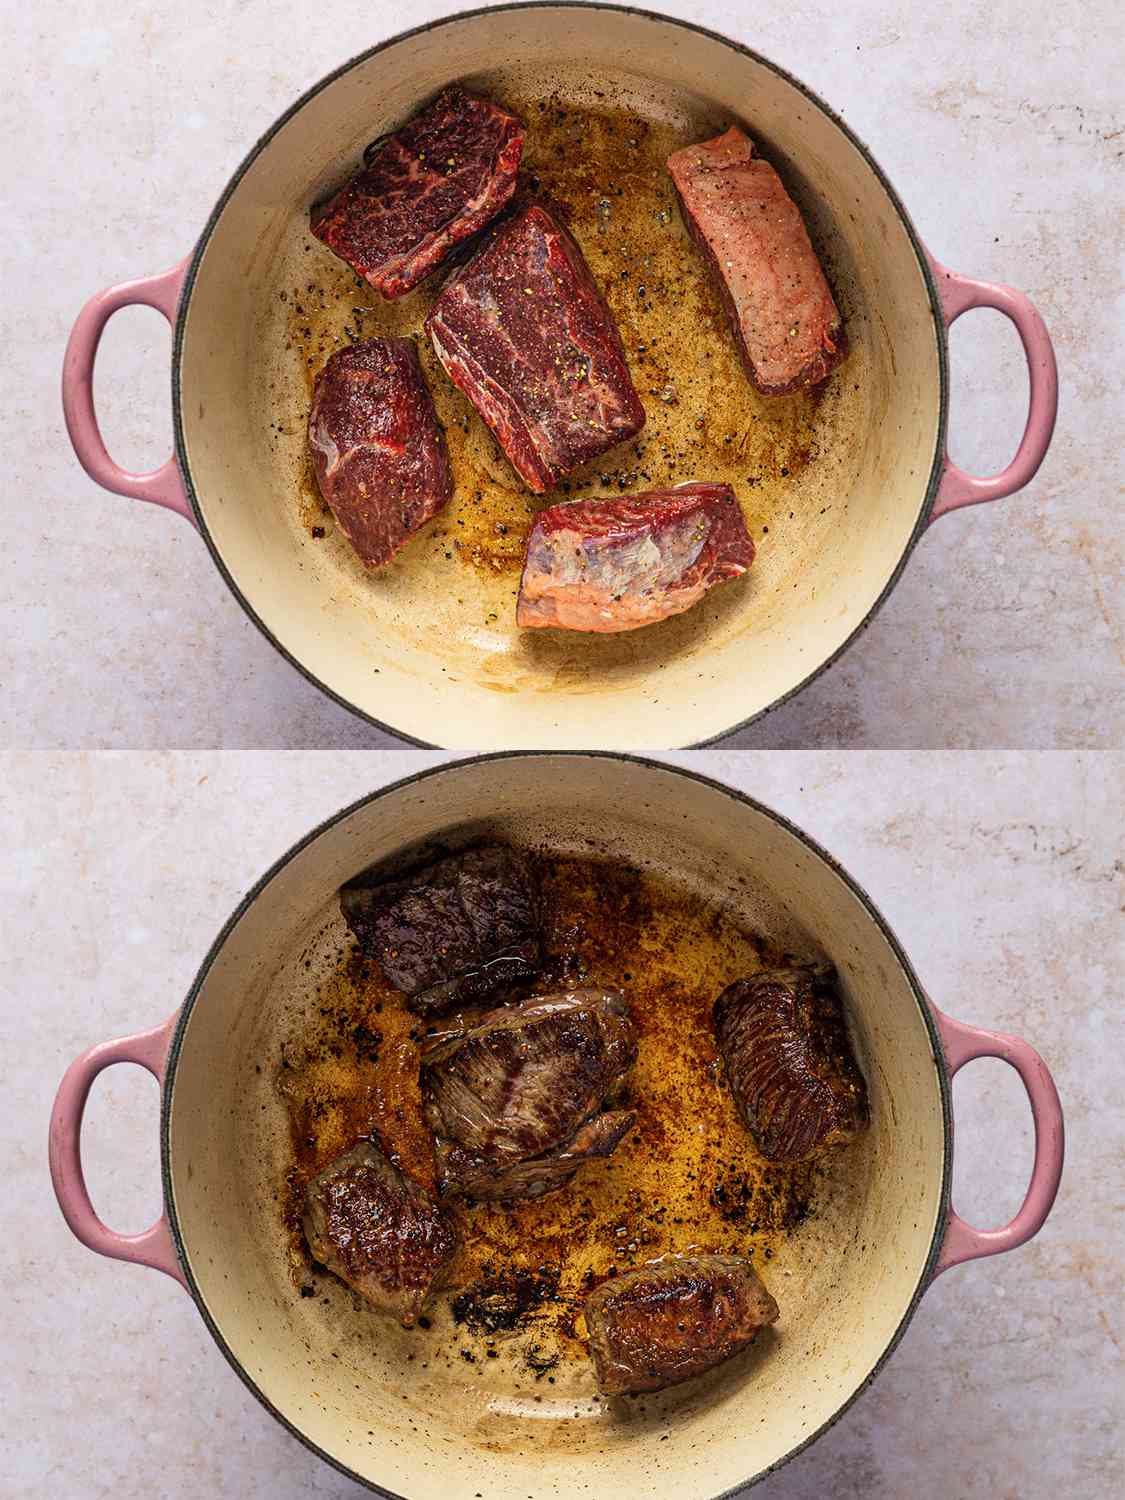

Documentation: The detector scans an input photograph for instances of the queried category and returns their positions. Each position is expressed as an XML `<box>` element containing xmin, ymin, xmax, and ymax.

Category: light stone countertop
<box><xmin>3</xmin><ymin>750</ymin><xmax>1120</xmax><ymax>1497</ymax></box>
<box><xmin>3</xmin><ymin>0</ymin><xmax>1121</xmax><ymax>749</ymax></box>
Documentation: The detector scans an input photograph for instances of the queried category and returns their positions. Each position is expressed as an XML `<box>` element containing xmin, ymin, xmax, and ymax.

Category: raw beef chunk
<box><xmin>516</xmin><ymin>482</ymin><xmax>755</xmax><ymax>632</ymax></box>
<box><xmin>311</xmin><ymin>86</ymin><xmax>525</xmax><ymax>299</ymax></box>
<box><xmin>425</xmin><ymin>204</ymin><xmax>645</xmax><ymax>492</ymax></box>
<box><xmin>308</xmin><ymin>337</ymin><xmax>452</xmax><ymax>567</ymax></box>
<box><xmin>668</xmin><ymin>126</ymin><xmax>845</xmax><ymax>394</ymax></box>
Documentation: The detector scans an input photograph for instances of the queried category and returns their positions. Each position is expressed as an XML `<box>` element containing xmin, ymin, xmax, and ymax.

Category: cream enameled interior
<box><xmin>177</xmin><ymin>6</ymin><xmax>942</xmax><ymax>748</ymax></box>
<box><xmin>167</xmin><ymin>756</ymin><xmax>947</xmax><ymax>1499</ymax></box>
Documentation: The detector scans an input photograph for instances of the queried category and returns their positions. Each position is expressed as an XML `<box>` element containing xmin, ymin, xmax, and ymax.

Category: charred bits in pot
<box><xmin>451</xmin><ymin>1264</ymin><xmax>561</xmax><ymax>1336</ymax></box>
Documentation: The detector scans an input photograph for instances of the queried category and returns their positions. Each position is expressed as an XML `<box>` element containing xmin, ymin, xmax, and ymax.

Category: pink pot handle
<box><xmin>49</xmin><ymin>1014</ymin><xmax>187</xmax><ymax>1288</ymax></box>
<box><xmin>932</xmin><ymin>1008</ymin><xmax>1064</xmax><ymax>1276</ymax></box>
<box><xmin>926</xmin><ymin>252</ymin><xmax>1058</xmax><ymax>523</ymax></box>
<box><xmin>61</xmin><ymin>259</ymin><xmax>195</xmax><ymax>524</ymax></box>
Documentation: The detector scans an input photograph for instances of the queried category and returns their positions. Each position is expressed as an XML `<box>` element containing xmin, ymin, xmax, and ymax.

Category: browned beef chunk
<box><xmin>438</xmin><ymin>1109</ymin><xmax>635</xmax><ymax>1202</ymax></box>
<box><xmin>340</xmin><ymin>845</ymin><xmax>541</xmax><ymax>1016</ymax></box>
<box><xmin>308</xmin><ymin>337</ymin><xmax>452</xmax><ymax>567</ymax></box>
<box><xmin>422</xmin><ymin>990</ymin><xmax>637</xmax><ymax>1200</ymax></box>
<box><xmin>584</xmin><ymin>1254</ymin><xmax>779</xmax><ymax>1395</ymax></box>
<box><xmin>302</xmin><ymin>1141</ymin><xmax>457</xmax><ymax>1326</ymax></box>
<box><xmin>311</xmin><ymin>86</ymin><xmax>525</xmax><ymax>299</ymax></box>
<box><xmin>425</xmin><ymin>204</ymin><xmax>645</xmax><ymax>493</ymax></box>
<box><xmin>713</xmin><ymin>964</ymin><xmax>868</xmax><ymax>1163</ymax></box>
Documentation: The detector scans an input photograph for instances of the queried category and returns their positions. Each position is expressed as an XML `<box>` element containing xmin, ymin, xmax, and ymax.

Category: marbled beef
<box><xmin>516</xmin><ymin>482</ymin><xmax>755</xmax><ymax>632</ymax></box>
<box><xmin>425</xmin><ymin>204</ymin><xmax>645</xmax><ymax>492</ymax></box>
<box><xmin>311</xmin><ymin>87</ymin><xmax>525</xmax><ymax>299</ymax></box>
<box><xmin>308</xmin><ymin>337</ymin><xmax>451</xmax><ymax>567</ymax></box>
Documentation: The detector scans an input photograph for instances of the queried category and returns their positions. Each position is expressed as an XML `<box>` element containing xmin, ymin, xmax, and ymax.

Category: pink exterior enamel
<box><xmin>927</xmin><ymin>253</ymin><xmax>1058</xmax><ymax>523</ymax></box>
<box><xmin>49</xmin><ymin>1013</ymin><xmax>187</xmax><ymax>1288</ymax></box>
<box><xmin>932</xmin><ymin>1008</ymin><xmax>1064</xmax><ymax>1276</ymax></box>
<box><xmin>62</xmin><ymin>259</ymin><xmax>195</xmax><ymax>523</ymax></box>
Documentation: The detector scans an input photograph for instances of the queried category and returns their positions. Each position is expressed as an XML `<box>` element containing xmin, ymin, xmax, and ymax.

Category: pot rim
<box><xmin>169</xmin><ymin>0</ymin><xmax>950</xmax><ymax>751</ymax></box>
<box><xmin>159</xmin><ymin>749</ymin><xmax>955</xmax><ymax>1499</ymax></box>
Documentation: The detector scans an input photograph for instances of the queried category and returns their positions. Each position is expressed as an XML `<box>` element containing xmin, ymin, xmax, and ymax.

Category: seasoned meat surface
<box><xmin>438</xmin><ymin>1108</ymin><xmax>636</xmax><ymax>1202</ymax></box>
<box><xmin>302</xmin><ymin>1141</ymin><xmax>457</xmax><ymax>1326</ymax></box>
<box><xmin>308</xmin><ymin>337</ymin><xmax>452</xmax><ymax>567</ymax></box>
<box><xmin>311</xmin><ymin>87</ymin><xmax>525</xmax><ymax>299</ymax></box>
<box><xmin>340</xmin><ymin>845</ymin><xmax>541</xmax><ymax>1015</ymax></box>
<box><xmin>425</xmin><ymin>204</ymin><xmax>645</xmax><ymax>492</ymax></box>
<box><xmin>516</xmin><ymin>482</ymin><xmax>755</xmax><ymax>632</ymax></box>
<box><xmin>584</xmin><ymin>1254</ymin><xmax>779</xmax><ymax>1395</ymax></box>
<box><xmin>668</xmin><ymin>127</ymin><xmax>845</xmax><ymax>395</ymax></box>
<box><xmin>714</xmin><ymin>964</ymin><xmax>868</xmax><ymax>1162</ymax></box>
<box><xmin>422</xmin><ymin>990</ymin><xmax>637</xmax><ymax>1200</ymax></box>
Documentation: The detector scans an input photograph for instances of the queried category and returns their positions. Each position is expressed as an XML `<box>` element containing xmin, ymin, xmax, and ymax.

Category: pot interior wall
<box><xmin>167</xmin><ymin>757</ymin><xmax>945</xmax><ymax>1498</ymax></box>
<box><xmin>177</xmin><ymin>6</ymin><xmax>941</xmax><ymax>748</ymax></box>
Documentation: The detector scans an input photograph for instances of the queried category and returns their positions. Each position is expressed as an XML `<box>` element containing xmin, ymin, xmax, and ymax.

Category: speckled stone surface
<box><xmin>4</xmin><ymin>750</ymin><xmax>1120</xmax><ymax>1497</ymax></box>
<box><xmin>3</xmin><ymin>0</ymin><xmax>1121</xmax><ymax>749</ymax></box>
